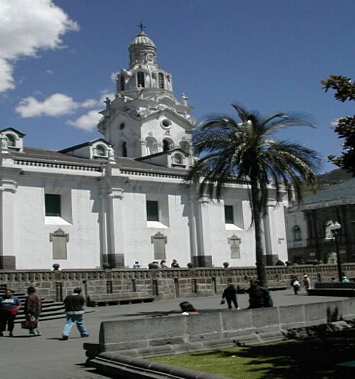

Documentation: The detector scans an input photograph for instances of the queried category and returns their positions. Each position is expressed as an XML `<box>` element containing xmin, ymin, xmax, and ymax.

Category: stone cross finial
<box><xmin>137</xmin><ymin>22</ymin><xmax>146</xmax><ymax>33</ymax></box>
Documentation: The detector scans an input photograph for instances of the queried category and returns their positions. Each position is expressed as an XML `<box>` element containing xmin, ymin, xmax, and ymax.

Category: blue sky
<box><xmin>1</xmin><ymin>0</ymin><xmax>354</xmax><ymax>172</ymax></box>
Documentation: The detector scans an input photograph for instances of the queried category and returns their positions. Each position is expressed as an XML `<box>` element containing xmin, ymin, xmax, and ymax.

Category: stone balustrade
<box><xmin>1</xmin><ymin>264</ymin><xmax>355</xmax><ymax>301</ymax></box>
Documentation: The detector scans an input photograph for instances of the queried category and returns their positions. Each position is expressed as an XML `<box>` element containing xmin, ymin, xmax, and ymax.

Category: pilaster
<box><xmin>0</xmin><ymin>179</ymin><xmax>17</xmax><ymax>269</ymax></box>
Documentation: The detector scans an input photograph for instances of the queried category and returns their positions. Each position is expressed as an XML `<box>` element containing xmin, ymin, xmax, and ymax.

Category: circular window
<box><xmin>161</xmin><ymin>119</ymin><xmax>171</xmax><ymax>128</ymax></box>
<box><xmin>119</xmin><ymin>122</ymin><xmax>125</xmax><ymax>130</ymax></box>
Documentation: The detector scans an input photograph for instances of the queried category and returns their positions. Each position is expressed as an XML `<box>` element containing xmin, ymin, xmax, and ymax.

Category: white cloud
<box><xmin>16</xmin><ymin>93</ymin><xmax>78</xmax><ymax>117</ymax></box>
<box><xmin>67</xmin><ymin>110</ymin><xmax>102</xmax><ymax>131</ymax></box>
<box><xmin>81</xmin><ymin>99</ymin><xmax>98</xmax><ymax>108</ymax></box>
<box><xmin>0</xmin><ymin>0</ymin><xmax>79</xmax><ymax>92</ymax></box>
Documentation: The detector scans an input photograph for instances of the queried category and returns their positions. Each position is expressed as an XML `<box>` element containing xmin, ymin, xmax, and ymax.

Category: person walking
<box><xmin>0</xmin><ymin>289</ymin><xmax>21</xmax><ymax>337</ymax></box>
<box><xmin>24</xmin><ymin>286</ymin><xmax>42</xmax><ymax>336</ymax></box>
<box><xmin>303</xmin><ymin>274</ymin><xmax>311</xmax><ymax>291</ymax></box>
<box><xmin>291</xmin><ymin>277</ymin><xmax>301</xmax><ymax>295</ymax></box>
<box><xmin>221</xmin><ymin>281</ymin><xmax>239</xmax><ymax>310</ymax></box>
<box><xmin>61</xmin><ymin>287</ymin><xmax>89</xmax><ymax>340</ymax></box>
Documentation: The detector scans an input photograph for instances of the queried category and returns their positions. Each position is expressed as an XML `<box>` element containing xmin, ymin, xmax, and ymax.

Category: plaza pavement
<box><xmin>0</xmin><ymin>289</ymin><xmax>348</xmax><ymax>379</ymax></box>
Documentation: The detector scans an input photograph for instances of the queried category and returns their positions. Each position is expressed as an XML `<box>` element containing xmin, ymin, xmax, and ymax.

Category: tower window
<box><xmin>163</xmin><ymin>139</ymin><xmax>173</xmax><ymax>152</ymax></box>
<box><xmin>224</xmin><ymin>205</ymin><xmax>234</xmax><ymax>224</ymax></box>
<box><xmin>137</xmin><ymin>71</ymin><xmax>145</xmax><ymax>88</ymax></box>
<box><xmin>119</xmin><ymin>122</ymin><xmax>125</xmax><ymax>130</ymax></box>
<box><xmin>122</xmin><ymin>142</ymin><xmax>128</xmax><ymax>157</ymax></box>
<box><xmin>45</xmin><ymin>194</ymin><xmax>61</xmax><ymax>217</ymax></box>
<box><xmin>120</xmin><ymin>75</ymin><xmax>125</xmax><ymax>91</ymax></box>
<box><xmin>158</xmin><ymin>73</ymin><xmax>164</xmax><ymax>89</ymax></box>
<box><xmin>146</xmin><ymin>201</ymin><xmax>159</xmax><ymax>221</ymax></box>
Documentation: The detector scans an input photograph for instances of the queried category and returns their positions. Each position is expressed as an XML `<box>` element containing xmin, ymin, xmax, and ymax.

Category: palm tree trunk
<box><xmin>251</xmin><ymin>179</ymin><xmax>267</xmax><ymax>287</ymax></box>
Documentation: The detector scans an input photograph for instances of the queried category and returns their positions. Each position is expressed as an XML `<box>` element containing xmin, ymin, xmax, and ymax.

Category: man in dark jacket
<box><xmin>221</xmin><ymin>281</ymin><xmax>239</xmax><ymax>310</ymax></box>
<box><xmin>61</xmin><ymin>287</ymin><xmax>89</xmax><ymax>340</ymax></box>
<box><xmin>0</xmin><ymin>289</ymin><xmax>21</xmax><ymax>337</ymax></box>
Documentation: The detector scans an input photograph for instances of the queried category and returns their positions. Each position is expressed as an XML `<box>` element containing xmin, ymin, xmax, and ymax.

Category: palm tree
<box><xmin>188</xmin><ymin>105</ymin><xmax>320</xmax><ymax>287</ymax></box>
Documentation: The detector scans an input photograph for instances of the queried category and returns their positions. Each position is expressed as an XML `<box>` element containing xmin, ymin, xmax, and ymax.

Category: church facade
<box><xmin>0</xmin><ymin>31</ymin><xmax>288</xmax><ymax>270</ymax></box>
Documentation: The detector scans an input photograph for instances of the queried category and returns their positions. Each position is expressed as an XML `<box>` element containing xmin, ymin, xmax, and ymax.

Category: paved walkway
<box><xmin>0</xmin><ymin>289</ymin><xmax>347</xmax><ymax>379</ymax></box>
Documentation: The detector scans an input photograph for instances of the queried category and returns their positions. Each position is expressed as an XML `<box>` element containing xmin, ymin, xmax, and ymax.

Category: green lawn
<box><xmin>152</xmin><ymin>332</ymin><xmax>355</xmax><ymax>379</ymax></box>
<box><xmin>152</xmin><ymin>346</ymin><xmax>283</xmax><ymax>379</ymax></box>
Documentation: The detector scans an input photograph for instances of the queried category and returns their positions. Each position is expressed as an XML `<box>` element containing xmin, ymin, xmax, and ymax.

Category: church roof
<box><xmin>11</xmin><ymin>147</ymin><xmax>188</xmax><ymax>177</ymax></box>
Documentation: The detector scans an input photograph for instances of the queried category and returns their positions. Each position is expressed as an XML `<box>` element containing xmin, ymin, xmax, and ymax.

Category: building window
<box><xmin>95</xmin><ymin>144</ymin><xmax>107</xmax><ymax>157</ymax></box>
<box><xmin>119</xmin><ymin>122</ymin><xmax>125</xmax><ymax>130</ymax></box>
<box><xmin>122</xmin><ymin>142</ymin><xmax>127</xmax><ymax>157</ymax></box>
<box><xmin>137</xmin><ymin>71</ymin><xmax>145</xmax><ymax>88</ymax></box>
<box><xmin>293</xmin><ymin>225</ymin><xmax>302</xmax><ymax>241</ymax></box>
<box><xmin>158</xmin><ymin>73</ymin><xmax>164</xmax><ymax>89</ymax></box>
<box><xmin>224</xmin><ymin>205</ymin><xmax>234</xmax><ymax>224</ymax></box>
<box><xmin>147</xmin><ymin>200</ymin><xmax>159</xmax><ymax>221</ymax></box>
<box><xmin>5</xmin><ymin>134</ymin><xmax>16</xmax><ymax>148</ymax></box>
<box><xmin>45</xmin><ymin>194</ymin><xmax>61</xmax><ymax>217</ymax></box>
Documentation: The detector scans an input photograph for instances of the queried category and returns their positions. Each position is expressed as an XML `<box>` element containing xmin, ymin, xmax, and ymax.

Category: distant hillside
<box><xmin>318</xmin><ymin>169</ymin><xmax>353</xmax><ymax>187</ymax></box>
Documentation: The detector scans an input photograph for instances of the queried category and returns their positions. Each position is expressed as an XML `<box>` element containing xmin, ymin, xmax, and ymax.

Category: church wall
<box><xmin>120</xmin><ymin>181</ymin><xmax>192</xmax><ymax>268</ymax></box>
<box><xmin>14</xmin><ymin>174</ymin><xmax>101</xmax><ymax>270</ymax></box>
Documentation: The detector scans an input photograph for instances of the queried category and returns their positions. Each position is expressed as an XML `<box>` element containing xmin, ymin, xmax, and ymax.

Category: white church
<box><xmin>0</xmin><ymin>30</ymin><xmax>288</xmax><ymax>270</ymax></box>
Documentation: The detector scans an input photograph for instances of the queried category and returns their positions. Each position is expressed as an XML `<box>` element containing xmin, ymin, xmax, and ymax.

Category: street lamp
<box><xmin>325</xmin><ymin>220</ymin><xmax>342</xmax><ymax>282</ymax></box>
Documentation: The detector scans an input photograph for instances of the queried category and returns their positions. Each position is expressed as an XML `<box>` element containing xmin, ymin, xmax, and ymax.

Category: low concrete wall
<box><xmin>94</xmin><ymin>298</ymin><xmax>355</xmax><ymax>357</ymax></box>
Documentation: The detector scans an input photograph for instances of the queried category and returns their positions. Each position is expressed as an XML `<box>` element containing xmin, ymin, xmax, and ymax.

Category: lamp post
<box><xmin>325</xmin><ymin>220</ymin><xmax>342</xmax><ymax>282</ymax></box>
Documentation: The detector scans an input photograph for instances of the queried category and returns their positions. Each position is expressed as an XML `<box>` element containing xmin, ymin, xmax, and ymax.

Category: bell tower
<box><xmin>98</xmin><ymin>27</ymin><xmax>195</xmax><ymax>159</ymax></box>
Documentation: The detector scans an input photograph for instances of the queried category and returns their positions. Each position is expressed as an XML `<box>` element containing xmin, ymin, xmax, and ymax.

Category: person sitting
<box><xmin>171</xmin><ymin>259</ymin><xmax>180</xmax><ymax>268</ymax></box>
<box><xmin>132</xmin><ymin>261</ymin><xmax>140</xmax><ymax>269</ymax></box>
<box><xmin>160</xmin><ymin>260</ymin><xmax>168</xmax><ymax>269</ymax></box>
<box><xmin>148</xmin><ymin>261</ymin><xmax>159</xmax><ymax>269</ymax></box>
<box><xmin>342</xmin><ymin>274</ymin><xmax>350</xmax><ymax>283</ymax></box>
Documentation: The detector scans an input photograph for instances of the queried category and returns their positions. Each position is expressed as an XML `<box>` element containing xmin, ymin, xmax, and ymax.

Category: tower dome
<box><xmin>129</xmin><ymin>31</ymin><xmax>157</xmax><ymax>68</ymax></box>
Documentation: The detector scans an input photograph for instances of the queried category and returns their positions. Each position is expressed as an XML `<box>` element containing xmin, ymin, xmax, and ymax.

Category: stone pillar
<box><xmin>105</xmin><ymin>187</ymin><xmax>125</xmax><ymax>268</ymax></box>
<box><xmin>340</xmin><ymin>205</ymin><xmax>353</xmax><ymax>262</ymax></box>
<box><xmin>0</xmin><ymin>179</ymin><xmax>17</xmax><ymax>269</ymax></box>
<box><xmin>187</xmin><ymin>188</ymin><xmax>198</xmax><ymax>266</ymax></box>
<box><xmin>193</xmin><ymin>195</ymin><xmax>212</xmax><ymax>267</ymax></box>
<box><xmin>263</xmin><ymin>205</ymin><xmax>280</xmax><ymax>266</ymax></box>
<box><xmin>98</xmin><ymin>186</ymin><xmax>108</xmax><ymax>268</ymax></box>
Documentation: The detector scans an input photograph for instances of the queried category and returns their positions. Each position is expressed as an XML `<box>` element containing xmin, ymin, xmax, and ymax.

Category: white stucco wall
<box><xmin>14</xmin><ymin>174</ymin><xmax>101</xmax><ymax>269</ymax></box>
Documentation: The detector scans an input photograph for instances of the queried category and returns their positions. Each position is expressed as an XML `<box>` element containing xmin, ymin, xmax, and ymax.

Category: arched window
<box><xmin>293</xmin><ymin>225</ymin><xmax>302</xmax><ymax>241</ymax></box>
<box><xmin>5</xmin><ymin>134</ymin><xmax>16</xmax><ymax>148</ymax></box>
<box><xmin>158</xmin><ymin>73</ymin><xmax>164</xmax><ymax>89</ymax></box>
<box><xmin>163</xmin><ymin>138</ymin><xmax>173</xmax><ymax>152</ymax></box>
<box><xmin>95</xmin><ymin>144</ymin><xmax>107</xmax><ymax>157</ymax></box>
<box><xmin>122</xmin><ymin>142</ymin><xmax>128</xmax><ymax>157</ymax></box>
<box><xmin>137</xmin><ymin>72</ymin><xmax>145</xmax><ymax>88</ymax></box>
<box><xmin>145</xmin><ymin>136</ymin><xmax>158</xmax><ymax>155</ymax></box>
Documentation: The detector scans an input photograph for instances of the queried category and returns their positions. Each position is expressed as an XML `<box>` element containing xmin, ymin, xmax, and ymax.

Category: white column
<box><xmin>0</xmin><ymin>179</ymin><xmax>17</xmax><ymax>269</ymax></box>
<box><xmin>98</xmin><ymin>186</ymin><xmax>107</xmax><ymax>268</ymax></box>
<box><xmin>188</xmin><ymin>187</ymin><xmax>198</xmax><ymax>264</ymax></box>
<box><xmin>106</xmin><ymin>187</ymin><xmax>125</xmax><ymax>268</ymax></box>
<box><xmin>193</xmin><ymin>195</ymin><xmax>213</xmax><ymax>267</ymax></box>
